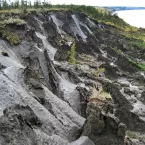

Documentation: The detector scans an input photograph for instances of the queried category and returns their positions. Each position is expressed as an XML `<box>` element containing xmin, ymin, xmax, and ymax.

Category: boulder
<box><xmin>82</xmin><ymin>101</ymin><xmax>127</xmax><ymax>145</ymax></box>
<box><xmin>0</xmin><ymin>105</ymin><xmax>40</xmax><ymax>145</ymax></box>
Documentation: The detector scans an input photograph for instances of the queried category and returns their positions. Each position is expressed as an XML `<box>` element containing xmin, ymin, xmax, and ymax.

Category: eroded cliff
<box><xmin>0</xmin><ymin>10</ymin><xmax>145</xmax><ymax>145</ymax></box>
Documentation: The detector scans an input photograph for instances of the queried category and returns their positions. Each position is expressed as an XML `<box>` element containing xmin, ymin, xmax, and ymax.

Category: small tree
<box><xmin>34</xmin><ymin>0</ymin><xmax>40</xmax><ymax>8</ymax></box>
<box><xmin>2</xmin><ymin>0</ymin><xmax>9</xmax><ymax>9</ymax></box>
<box><xmin>28</xmin><ymin>1</ymin><xmax>31</xmax><ymax>8</ymax></box>
<box><xmin>21</xmin><ymin>0</ymin><xmax>24</xmax><ymax>8</ymax></box>
<box><xmin>13</xmin><ymin>0</ymin><xmax>19</xmax><ymax>9</ymax></box>
<box><xmin>69</xmin><ymin>42</ymin><xmax>76</xmax><ymax>64</ymax></box>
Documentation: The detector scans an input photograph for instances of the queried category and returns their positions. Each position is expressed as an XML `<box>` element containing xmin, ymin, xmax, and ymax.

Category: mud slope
<box><xmin>0</xmin><ymin>10</ymin><xmax>145</xmax><ymax>145</ymax></box>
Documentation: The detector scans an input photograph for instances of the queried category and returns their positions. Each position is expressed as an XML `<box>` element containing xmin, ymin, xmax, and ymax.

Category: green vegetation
<box><xmin>0</xmin><ymin>2</ymin><xmax>145</xmax><ymax>49</ymax></box>
<box><xmin>130</xmin><ymin>40</ymin><xmax>145</xmax><ymax>49</ymax></box>
<box><xmin>137</xmin><ymin>63</ymin><xmax>145</xmax><ymax>71</ymax></box>
<box><xmin>128</xmin><ymin>58</ymin><xmax>145</xmax><ymax>71</ymax></box>
<box><xmin>126</xmin><ymin>131</ymin><xmax>145</xmax><ymax>142</ymax></box>
<box><xmin>100</xmin><ymin>90</ymin><xmax>112</xmax><ymax>100</ymax></box>
<box><xmin>69</xmin><ymin>43</ymin><xmax>76</xmax><ymax>64</ymax></box>
<box><xmin>0</xmin><ymin>17</ymin><xmax>24</xmax><ymax>45</ymax></box>
<box><xmin>3</xmin><ymin>18</ymin><xmax>25</xmax><ymax>25</ymax></box>
<box><xmin>0</xmin><ymin>2</ymin><xmax>144</xmax><ymax>32</ymax></box>
<box><xmin>101</xmin><ymin>92</ymin><xmax>112</xmax><ymax>100</ymax></box>
<box><xmin>0</xmin><ymin>18</ymin><xmax>25</xmax><ymax>26</ymax></box>
<box><xmin>0</xmin><ymin>3</ymin><xmax>131</xmax><ymax>29</ymax></box>
<box><xmin>90</xmin><ymin>87</ymin><xmax>112</xmax><ymax>101</ymax></box>
<box><xmin>0</xmin><ymin>29</ymin><xmax>20</xmax><ymax>45</ymax></box>
<box><xmin>112</xmin><ymin>46</ymin><xmax>122</xmax><ymax>54</ymax></box>
<box><xmin>92</xmin><ymin>68</ymin><xmax>105</xmax><ymax>78</ymax></box>
<box><xmin>0</xmin><ymin>3</ymin><xmax>144</xmax><ymax>44</ymax></box>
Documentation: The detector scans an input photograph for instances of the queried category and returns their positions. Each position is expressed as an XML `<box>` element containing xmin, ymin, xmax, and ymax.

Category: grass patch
<box><xmin>0</xmin><ymin>5</ymin><xmax>145</xmax><ymax>50</ymax></box>
<box><xmin>128</xmin><ymin>58</ymin><xmax>145</xmax><ymax>71</ymax></box>
<box><xmin>0</xmin><ymin>18</ymin><xmax>25</xmax><ymax>26</ymax></box>
<box><xmin>0</xmin><ymin>18</ymin><xmax>24</xmax><ymax>45</ymax></box>
<box><xmin>126</xmin><ymin>131</ymin><xmax>145</xmax><ymax>142</ymax></box>
<box><xmin>0</xmin><ymin>28</ymin><xmax>20</xmax><ymax>45</ymax></box>
<box><xmin>92</xmin><ymin>68</ymin><xmax>105</xmax><ymax>78</ymax></box>
<box><xmin>68</xmin><ymin>42</ymin><xmax>76</xmax><ymax>64</ymax></box>
<box><xmin>131</xmin><ymin>41</ymin><xmax>145</xmax><ymax>49</ymax></box>
<box><xmin>3</xmin><ymin>18</ymin><xmax>25</xmax><ymax>25</ymax></box>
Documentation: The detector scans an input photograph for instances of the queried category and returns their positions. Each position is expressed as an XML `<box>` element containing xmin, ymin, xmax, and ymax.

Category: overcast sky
<box><xmin>50</xmin><ymin>0</ymin><xmax>145</xmax><ymax>7</ymax></box>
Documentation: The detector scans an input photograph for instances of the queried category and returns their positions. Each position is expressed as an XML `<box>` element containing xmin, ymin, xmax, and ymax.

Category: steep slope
<box><xmin>0</xmin><ymin>10</ymin><xmax>145</xmax><ymax>145</ymax></box>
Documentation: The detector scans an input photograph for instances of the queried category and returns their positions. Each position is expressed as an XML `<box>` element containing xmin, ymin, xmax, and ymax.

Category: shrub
<box><xmin>126</xmin><ymin>131</ymin><xmax>145</xmax><ymax>142</ymax></box>
<box><xmin>3</xmin><ymin>18</ymin><xmax>25</xmax><ymax>25</ymax></box>
<box><xmin>93</xmin><ymin>68</ymin><xmax>105</xmax><ymax>77</ymax></box>
<box><xmin>100</xmin><ymin>91</ymin><xmax>112</xmax><ymax>100</ymax></box>
<box><xmin>128</xmin><ymin>58</ymin><xmax>145</xmax><ymax>71</ymax></box>
<box><xmin>0</xmin><ymin>29</ymin><xmax>20</xmax><ymax>45</ymax></box>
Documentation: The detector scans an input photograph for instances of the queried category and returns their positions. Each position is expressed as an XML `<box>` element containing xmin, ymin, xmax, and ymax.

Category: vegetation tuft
<box><xmin>128</xmin><ymin>58</ymin><xmax>145</xmax><ymax>71</ymax></box>
<box><xmin>69</xmin><ymin>42</ymin><xmax>76</xmax><ymax>64</ymax></box>
<box><xmin>0</xmin><ymin>1</ymin><xmax>145</xmax><ymax>51</ymax></box>
<box><xmin>126</xmin><ymin>131</ymin><xmax>145</xmax><ymax>142</ymax></box>
<box><xmin>93</xmin><ymin>68</ymin><xmax>105</xmax><ymax>78</ymax></box>
<box><xmin>0</xmin><ymin>29</ymin><xmax>20</xmax><ymax>45</ymax></box>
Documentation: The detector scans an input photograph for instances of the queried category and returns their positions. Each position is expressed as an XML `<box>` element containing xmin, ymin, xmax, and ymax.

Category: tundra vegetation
<box><xmin>0</xmin><ymin>2</ymin><xmax>145</xmax><ymax>69</ymax></box>
<box><xmin>69</xmin><ymin>43</ymin><xmax>76</xmax><ymax>65</ymax></box>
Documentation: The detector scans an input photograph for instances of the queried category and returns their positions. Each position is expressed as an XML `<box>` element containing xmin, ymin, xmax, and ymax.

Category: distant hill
<box><xmin>98</xmin><ymin>7</ymin><xmax>145</xmax><ymax>13</ymax></box>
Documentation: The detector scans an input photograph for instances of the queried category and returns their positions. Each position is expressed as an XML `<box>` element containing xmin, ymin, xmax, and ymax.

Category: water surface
<box><xmin>115</xmin><ymin>10</ymin><xmax>145</xmax><ymax>28</ymax></box>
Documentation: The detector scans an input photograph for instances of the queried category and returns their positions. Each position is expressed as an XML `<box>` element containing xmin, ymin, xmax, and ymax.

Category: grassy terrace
<box><xmin>0</xmin><ymin>5</ymin><xmax>144</xmax><ymax>41</ymax></box>
<box><xmin>0</xmin><ymin>4</ymin><xmax>145</xmax><ymax>70</ymax></box>
<box><xmin>0</xmin><ymin>17</ymin><xmax>25</xmax><ymax>45</ymax></box>
<box><xmin>0</xmin><ymin>4</ymin><xmax>145</xmax><ymax>42</ymax></box>
<box><xmin>0</xmin><ymin>5</ymin><xmax>130</xmax><ymax>28</ymax></box>
<box><xmin>0</xmin><ymin>4</ymin><xmax>144</xmax><ymax>31</ymax></box>
<box><xmin>128</xmin><ymin>58</ymin><xmax>145</xmax><ymax>71</ymax></box>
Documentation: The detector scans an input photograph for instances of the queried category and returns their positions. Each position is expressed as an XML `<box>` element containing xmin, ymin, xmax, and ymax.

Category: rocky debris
<box><xmin>0</xmin><ymin>62</ymin><xmax>5</xmax><ymax>69</ymax></box>
<box><xmin>115</xmin><ymin>55</ymin><xmax>138</xmax><ymax>74</ymax></box>
<box><xmin>35</xmin><ymin>131</ymin><xmax>69</xmax><ymax>145</ymax></box>
<box><xmin>76</xmin><ymin>86</ymin><xmax>91</xmax><ymax>117</ymax></box>
<box><xmin>81</xmin><ymin>100</ymin><xmax>127</xmax><ymax>145</ymax></box>
<box><xmin>0</xmin><ymin>105</ymin><xmax>40</xmax><ymax>145</ymax></box>
<box><xmin>115</xmin><ymin>109</ymin><xmax>145</xmax><ymax>132</ymax></box>
<box><xmin>54</xmin><ymin>44</ymin><xmax>71</xmax><ymax>61</ymax></box>
<box><xmin>0</xmin><ymin>10</ymin><xmax>145</xmax><ymax>145</ymax></box>
<box><xmin>130</xmin><ymin>139</ymin><xmax>145</xmax><ymax>145</ymax></box>
<box><xmin>141</xmin><ymin>91</ymin><xmax>145</xmax><ymax>104</ymax></box>
<box><xmin>103</xmin><ymin>81</ymin><xmax>133</xmax><ymax>110</ymax></box>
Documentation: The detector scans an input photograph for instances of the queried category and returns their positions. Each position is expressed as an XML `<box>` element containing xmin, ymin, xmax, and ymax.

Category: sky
<box><xmin>50</xmin><ymin>0</ymin><xmax>145</xmax><ymax>7</ymax></box>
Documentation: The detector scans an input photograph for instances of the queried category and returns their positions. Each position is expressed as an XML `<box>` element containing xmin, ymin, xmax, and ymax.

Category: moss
<box><xmin>100</xmin><ymin>91</ymin><xmax>112</xmax><ymax>100</ymax></box>
<box><xmin>126</xmin><ymin>131</ymin><xmax>139</xmax><ymax>139</ymax></box>
<box><xmin>56</xmin><ymin>39</ymin><xmax>63</xmax><ymax>46</ymax></box>
<box><xmin>4</xmin><ymin>18</ymin><xmax>25</xmax><ymax>25</ymax></box>
<box><xmin>137</xmin><ymin>63</ymin><xmax>145</xmax><ymax>71</ymax></box>
<box><xmin>0</xmin><ymin>18</ymin><xmax>25</xmax><ymax>26</ymax></box>
<box><xmin>131</xmin><ymin>41</ymin><xmax>145</xmax><ymax>49</ymax></box>
<box><xmin>69</xmin><ymin>42</ymin><xmax>76</xmax><ymax>64</ymax></box>
<box><xmin>126</xmin><ymin>131</ymin><xmax>145</xmax><ymax>142</ymax></box>
<box><xmin>0</xmin><ymin>29</ymin><xmax>20</xmax><ymax>45</ymax></box>
<box><xmin>80</xmin><ymin>54</ymin><xmax>93</xmax><ymax>61</ymax></box>
<box><xmin>112</xmin><ymin>46</ymin><xmax>122</xmax><ymax>54</ymax></box>
<box><xmin>92</xmin><ymin>68</ymin><xmax>105</xmax><ymax>78</ymax></box>
<box><xmin>128</xmin><ymin>58</ymin><xmax>145</xmax><ymax>71</ymax></box>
